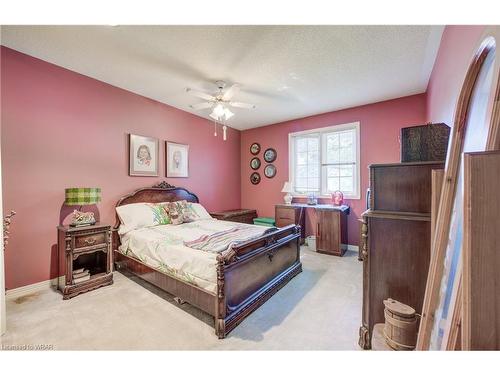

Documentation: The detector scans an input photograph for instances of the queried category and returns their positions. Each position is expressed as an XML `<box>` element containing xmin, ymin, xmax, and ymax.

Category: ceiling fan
<box><xmin>186</xmin><ymin>81</ymin><xmax>256</xmax><ymax>140</ymax></box>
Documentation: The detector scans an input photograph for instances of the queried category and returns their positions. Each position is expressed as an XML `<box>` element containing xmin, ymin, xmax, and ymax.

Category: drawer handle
<box><xmin>84</xmin><ymin>238</ymin><xmax>97</xmax><ymax>245</ymax></box>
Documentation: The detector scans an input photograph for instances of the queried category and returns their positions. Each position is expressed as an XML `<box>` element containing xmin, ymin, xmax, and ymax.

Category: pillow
<box><xmin>165</xmin><ymin>201</ymin><xmax>184</xmax><ymax>225</ymax></box>
<box><xmin>148</xmin><ymin>203</ymin><xmax>172</xmax><ymax>225</ymax></box>
<box><xmin>116</xmin><ymin>202</ymin><xmax>170</xmax><ymax>234</ymax></box>
<box><xmin>190</xmin><ymin>203</ymin><xmax>213</xmax><ymax>220</ymax></box>
<box><xmin>165</xmin><ymin>200</ymin><xmax>199</xmax><ymax>225</ymax></box>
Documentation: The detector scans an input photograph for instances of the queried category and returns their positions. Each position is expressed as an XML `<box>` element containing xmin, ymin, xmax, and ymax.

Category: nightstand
<box><xmin>57</xmin><ymin>223</ymin><xmax>113</xmax><ymax>299</ymax></box>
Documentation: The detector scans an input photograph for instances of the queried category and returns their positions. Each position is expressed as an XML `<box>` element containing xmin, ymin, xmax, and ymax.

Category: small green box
<box><xmin>253</xmin><ymin>217</ymin><xmax>276</xmax><ymax>227</ymax></box>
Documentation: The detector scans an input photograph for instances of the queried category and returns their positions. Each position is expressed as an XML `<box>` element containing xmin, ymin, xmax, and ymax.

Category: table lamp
<box><xmin>281</xmin><ymin>182</ymin><xmax>294</xmax><ymax>205</ymax></box>
<box><xmin>65</xmin><ymin>187</ymin><xmax>101</xmax><ymax>227</ymax></box>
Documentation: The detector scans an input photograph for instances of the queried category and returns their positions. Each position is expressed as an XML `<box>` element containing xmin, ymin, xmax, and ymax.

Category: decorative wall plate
<box><xmin>250</xmin><ymin>143</ymin><xmax>261</xmax><ymax>155</ymax></box>
<box><xmin>263</xmin><ymin>148</ymin><xmax>277</xmax><ymax>162</ymax></box>
<box><xmin>250</xmin><ymin>172</ymin><xmax>261</xmax><ymax>185</ymax></box>
<box><xmin>250</xmin><ymin>157</ymin><xmax>261</xmax><ymax>170</ymax></box>
<box><xmin>264</xmin><ymin>164</ymin><xmax>277</xmax><ymax>178</ymax></box>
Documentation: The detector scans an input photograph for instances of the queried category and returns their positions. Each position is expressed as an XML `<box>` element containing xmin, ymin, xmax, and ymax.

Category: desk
<box><xmin>275</xmin><ymin>203</ymin><xmax>349</xmax><ymax>255</ymax></box>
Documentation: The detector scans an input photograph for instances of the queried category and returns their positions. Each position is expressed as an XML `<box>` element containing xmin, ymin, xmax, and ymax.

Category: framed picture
<box><xmin>263</xmin><ymin>148</ymin><xmax>277</xmax><ymax>162</ymax></box>
<box><xmin>250</xmin><ymin>157</ymin><xmax>261</xmax><ymax>170</ymax></box>
<box><xmin>129</xmin><ymin>134</ymin><xmax>159</xmax><ymax>176</ymax></box>
<box><xmin>250</xmin><ymin>143</ymin><xmax>261</xmax><ymax>155</ymax></box>
<box><xmin>166</xmin><ymin>142</ymin><xmax>189</xmax><ymax>178</ymax></box>
<box><xmin>264</xmin><ymin>164</ymin><xmax>277</xmax><ymax>178</ymax></box>
<box><xmin>250</xmin><ymin>172</ymin><xmax>261</xmax><ymax>185</ymax></box>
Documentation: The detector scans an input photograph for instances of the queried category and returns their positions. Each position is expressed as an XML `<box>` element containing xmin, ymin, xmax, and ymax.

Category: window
<box><xmin>289</xmin><ymin>122</ymin><xmax>360</xmax><ymax>199</ymax></box>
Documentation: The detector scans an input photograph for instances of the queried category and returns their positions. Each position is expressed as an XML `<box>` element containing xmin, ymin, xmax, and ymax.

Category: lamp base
<box><xmin>283</xmin><ymin>193</ymin><xmax>293</xmax><ymax>205</ymax></box>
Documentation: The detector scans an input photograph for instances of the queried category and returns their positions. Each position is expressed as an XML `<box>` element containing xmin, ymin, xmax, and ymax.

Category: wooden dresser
<box><xmin>358</xmin><ymin>161</ymin><xmax>444</xmax><ymax>349</ymax></box>
<box><xmin>275</xmin><ymin>204</ymin><xmax>306</xmax><ymax>242</ymax></box>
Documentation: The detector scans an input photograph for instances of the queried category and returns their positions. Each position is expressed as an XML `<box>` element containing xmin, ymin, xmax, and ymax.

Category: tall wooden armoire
<box><xmin>358</xmin><ymin>161</ymin><xmax>444</xmax><ymax>349</ymax></box>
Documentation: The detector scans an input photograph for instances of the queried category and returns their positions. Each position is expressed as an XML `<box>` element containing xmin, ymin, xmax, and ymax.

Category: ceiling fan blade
<box><xmin>189</xmin><ymin>102</ymin><xmax>213</xmax><ymax>110</ymax></box>
<box><xmin>222</xmin><ymin>84</ymin><xmax>240</xmax><ymax>101</ymax></box>
<box><xmin>186</xmin><ymin>88</ymin><xmax>216</xmax><ymax>101</ymax></box>
<box><xmin>229</xmin><ymin>101</ymin><xmax>256</xmax><ymax>109</ymax></box>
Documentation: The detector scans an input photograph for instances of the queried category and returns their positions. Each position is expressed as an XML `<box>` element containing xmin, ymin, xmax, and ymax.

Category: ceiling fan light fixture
<box><xmin>212</xmin><ymin>103</ymin><xmax>225</xmax><ymax>118</ymax></box>
<box><xmin>187</xmin><ymin>81</ymin><xmax>255</xmax><ymax>142</ymax></box>
<box><xmin>223</xmin><ymin>108</ymin><xmax>234</xmax><ymax>120</ymax></box>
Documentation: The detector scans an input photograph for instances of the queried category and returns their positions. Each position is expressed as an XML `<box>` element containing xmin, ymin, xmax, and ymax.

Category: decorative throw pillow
<box><xmin>166</xmin><ymin>201</ymin><xmax>184</xmax><ymax>225</ymax></box>
<box><xmin>163</xmin><ymin>200</ymin><xmax>200</xmax><ymax>225</ymax></box>
<box><xmin>147</xmin><ymin>203</ymin><xmax>171</xmax><ymax>225</ymax></box>
<box><xmin>177</xmin><ymin>200</ymin><xmax>199</xmax><ymax>223</ymax></box>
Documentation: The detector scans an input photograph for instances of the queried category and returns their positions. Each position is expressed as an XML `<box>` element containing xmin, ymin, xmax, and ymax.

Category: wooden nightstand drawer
<box><xmin>74</xmin><ymin>231</ymin><xmax>107</xmax><ymax>249</ymax></box>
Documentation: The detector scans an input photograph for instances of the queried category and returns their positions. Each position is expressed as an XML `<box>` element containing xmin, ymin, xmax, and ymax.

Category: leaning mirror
<box><xmin>418</xmin><ymin>28</ymin><xmax>500</xmax><ymax>350</ymax></box>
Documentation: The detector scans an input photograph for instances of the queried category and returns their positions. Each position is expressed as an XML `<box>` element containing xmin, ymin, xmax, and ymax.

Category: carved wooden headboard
<box><xmin>113</xmin><ymin>181</ymin><xmax>199</xmax><ymax>230</ymax></box>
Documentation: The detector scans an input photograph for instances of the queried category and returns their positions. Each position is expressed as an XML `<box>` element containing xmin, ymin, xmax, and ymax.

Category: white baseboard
<box><xmin>5</xmin><ymin>276</ymin><xmax>64</xmax><ymax>301</ymax></box>
<box><xmin>347</xmin><ymin>245</ymin><xmax>359</xmax><ymax>252</ymax></box>
<box><xmin>304</xmin><ymin>243</ymin><xmax>359</xmax><ymax>253</ymax></box>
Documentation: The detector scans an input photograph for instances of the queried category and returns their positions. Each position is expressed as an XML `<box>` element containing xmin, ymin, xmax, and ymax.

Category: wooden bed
<box><xmin>112</xmin><ymin>181</ymin><xmax>302</xmax><ymax>338</ymax></box>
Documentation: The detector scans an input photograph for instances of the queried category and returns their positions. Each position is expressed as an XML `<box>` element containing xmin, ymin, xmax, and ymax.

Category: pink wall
<box><xmin>1</xmin><ymin>47</ymin><xmax>241</xmax><ymax>290</ymax></box>
<box><xmin>426</xmin><ymin>26</ymin><xmax>486</xmax><ymax>125</ymax></box>
<box><xmin>241</xmin><ymin>94</ymin><xmax>427</xmax><ymax>246</ymax></box>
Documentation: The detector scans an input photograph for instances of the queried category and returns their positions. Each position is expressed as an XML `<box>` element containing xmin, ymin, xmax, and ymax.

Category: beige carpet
<box><xmin>0</xmin><ymin>247</ymin><xmax>362</xmax><ymax>350</ymax></box>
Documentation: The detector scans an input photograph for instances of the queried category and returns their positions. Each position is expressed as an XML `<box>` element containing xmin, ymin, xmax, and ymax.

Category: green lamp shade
<box><xmin>65</xmin><ymin>187</ymin><xmax>101</xmax><ymax>206</ymax></box>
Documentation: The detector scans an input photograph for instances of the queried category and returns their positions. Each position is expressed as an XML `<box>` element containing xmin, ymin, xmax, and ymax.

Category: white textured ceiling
<box><xmin>0</xmin><ymin>25</ymin><xmax>443</xmax><ymax>130</ymax></box>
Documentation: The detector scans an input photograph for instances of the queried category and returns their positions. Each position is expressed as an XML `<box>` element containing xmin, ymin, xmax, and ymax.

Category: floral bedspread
<box><xmin>119</xmin><ymin>219</ymin><xmax>267</xmax><ymax>293</ymax></box>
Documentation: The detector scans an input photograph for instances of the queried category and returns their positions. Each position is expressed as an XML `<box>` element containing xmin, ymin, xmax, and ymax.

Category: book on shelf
<box><xmin>73</xmin><ymin>269</ymin><xmax>89</xmax><ymax>277</ymax></box>
<box><xmin>74</xmin><ymin>271</ymin><xmax>90</xmax><ymax>279</ymax></box>
<box><xmin>73</xmin><ymin>267</ymin><xmax>85</xmax><ymax>274</ymax></box>
<box><xmin>73</xmin><ymin>274</ymin><xmax>91</xmax><ymax>284</ymax></box>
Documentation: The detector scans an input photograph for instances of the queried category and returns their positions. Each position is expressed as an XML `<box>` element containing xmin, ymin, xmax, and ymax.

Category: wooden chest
<box><xmin>400</xmin><ymin>123</ymin><xmax>450</xmax><ymax>163</ymax></box>
<box><xmin>209</xmin><ymin>209</ymin><xmax>257</xmax><ymax>224</ymax></box>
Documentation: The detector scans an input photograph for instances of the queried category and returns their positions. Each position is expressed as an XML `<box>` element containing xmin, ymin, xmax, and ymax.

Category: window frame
<box><xmin>288</xmin><ymin>122</ymin><xmax>361</xmax><ymax>200</ymax></box>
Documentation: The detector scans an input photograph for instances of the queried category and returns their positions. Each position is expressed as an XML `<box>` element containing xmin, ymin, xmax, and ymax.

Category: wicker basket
<box><xmin>383</xmin><ymin>298</ymin><xmax>419</xmax><ymax>350</ymax></box>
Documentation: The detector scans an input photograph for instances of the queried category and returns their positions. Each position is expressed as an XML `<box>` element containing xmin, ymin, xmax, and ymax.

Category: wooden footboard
<box><xmin>215</xmin><ymin>224</ymin><xmax>302</xmax><ymax>338</ymax></box>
